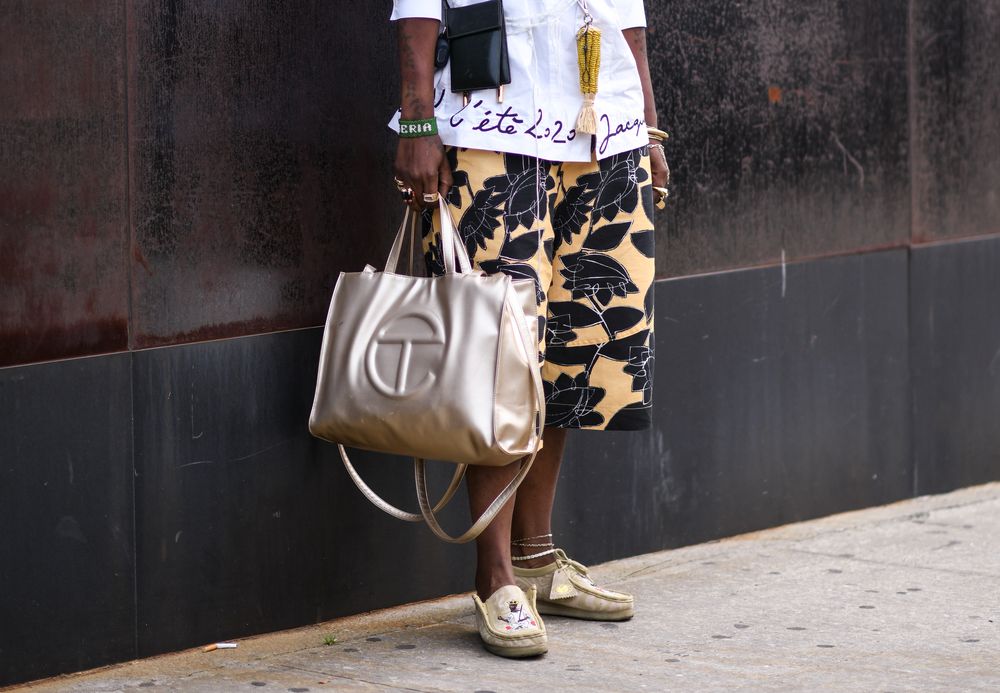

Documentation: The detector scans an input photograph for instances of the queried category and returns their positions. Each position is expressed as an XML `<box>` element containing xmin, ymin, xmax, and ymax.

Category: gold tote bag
<box><xmin>309</xmin><ymin>199</ymin><xmax>545</xmax><ymax>543</ymax></box>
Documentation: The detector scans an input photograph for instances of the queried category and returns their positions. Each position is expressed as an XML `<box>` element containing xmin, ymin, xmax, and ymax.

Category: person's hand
<box><xmin>649</xmin><ymin>141</ymin><xmax>670</xmax><ymax>209</ymax></box>
<box><xmin>394</xmin><ymin>135</ymin><xmax>453</xmax><ymax>212</ymax></box>
<box><xmin>649</xmin><ymin>142</ymin><xmax>669</xmax><ymax>188</ymax></box>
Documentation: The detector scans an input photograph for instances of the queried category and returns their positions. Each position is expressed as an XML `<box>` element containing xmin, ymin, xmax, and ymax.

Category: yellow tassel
<box><xmin>577</xmin><ymin>94</ymin><xmax>597</xmax><ymax>135</ymax></box>
<box><xmin>575</xmin><ymin>25</ymin><xmax>601</xmax><ymax>134</ymax></box>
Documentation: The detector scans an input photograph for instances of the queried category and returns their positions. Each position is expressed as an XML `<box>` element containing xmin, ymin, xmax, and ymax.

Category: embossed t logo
<box><xmin>365</xmin><ymin>312</ymin><xmax>446</xmax><ymax>398</ymax></box>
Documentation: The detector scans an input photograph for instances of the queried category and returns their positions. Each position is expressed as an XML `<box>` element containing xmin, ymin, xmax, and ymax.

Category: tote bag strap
<box><xmin>438</xmin><ymin>198</ymin><xmax>473</xmax><ymax>274</ymax></box>
<box><xmin>414</xmin><ymin>282</ymin><xmax>547</xmax><ymax>543</ymax></box>
<box><xmin>384</xmin><ymin>206</ymin><xmax>417</xmax><ymax>273</ymax></box>
<box><xmin>338</xmin><ymin>445</ymin><xmax>467</xmax><ymax>523</ymax></box>
<box><xmin>386</xmin><ymin>200</ymin><xmax>472</xmax><ymax>275</ymax></box>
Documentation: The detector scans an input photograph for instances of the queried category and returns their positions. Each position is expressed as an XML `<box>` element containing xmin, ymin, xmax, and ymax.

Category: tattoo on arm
<box><xmin>622</xmin><ymin>27</ymin><xmax>657</xmax><ymax>127</ymax></box>
<box><xmin>398</xmin><ymin>19</ymin><xmax>439</xmax><ymax>118</ymax></box>
<box><xmin>624</xmin><ymin>28</ymin><xmax>647</xmax><ymax>58</ymax></box>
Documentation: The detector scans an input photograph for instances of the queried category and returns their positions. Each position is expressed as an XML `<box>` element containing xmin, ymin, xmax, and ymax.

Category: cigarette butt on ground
<box><xmin>202</xmin><ymin>642</ymin><xmax>238</xmax><ymax>652</ymax></box>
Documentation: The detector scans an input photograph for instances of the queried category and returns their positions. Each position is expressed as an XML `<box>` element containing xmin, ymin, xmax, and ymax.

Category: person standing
<box><xmin>389</xmin><ymin>0</ymin><xmax>668</xmax><ymax>658</ymax></box>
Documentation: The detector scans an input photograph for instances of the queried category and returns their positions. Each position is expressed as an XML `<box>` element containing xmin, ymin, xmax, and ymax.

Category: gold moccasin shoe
<box><xmin>472</xmin><ymin>584</ymin><xmax>548</xmax><ymax>658</ymax></box>
<box><xmin>513</xmin><ymin>549</ymin><xmax>634</xmax><ymax>621</ymax></box>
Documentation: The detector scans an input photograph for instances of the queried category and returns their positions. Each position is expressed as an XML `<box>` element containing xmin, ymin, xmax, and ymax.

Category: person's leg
<box><xmin>468</xmin><ymin>425</ymin><xmax>568</xmax><ymax>598</ymax></box>
<box><xmin>509</xmin><ymin>426</ymin><xmax>568</xmax><ymax>568</ymax></box>
<box><xmin>466</xmin><ymin>462</ymin><xmax>519</xmax><ymax>601</ymax></box>
<box><xmin>430</xmin><ymin>146</ymin><xmax>558</xmax><ymax>599</ymax></box>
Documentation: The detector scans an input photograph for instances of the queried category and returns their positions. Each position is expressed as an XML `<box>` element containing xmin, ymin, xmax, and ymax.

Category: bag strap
<box><xmin>438</xmin><ymin>198</ymin><xmax>473</xmax><ymax>274</ymax></box>
<box><xmin>338</xmin><ymin>444</ymin><xmax>467</xmax><ymax>523</ymax></box>
<box><xmin>414</xmin><ymin>449</ymin><xmax>536</xmax><ymax>543</ymax></box>
<box><xmin>414</xmin><ymin>281</ymin><xmax>546</xmax><ymax>543</ymax></box>
<box><xmin>384</xmin><ymin>206</ymin><xmax>418</xmax><ymax>273</ymax></box>
<box><xmin>385</xmin><ymin>201</ymin><xmax>472</xmax><ymax>275</ymax></box>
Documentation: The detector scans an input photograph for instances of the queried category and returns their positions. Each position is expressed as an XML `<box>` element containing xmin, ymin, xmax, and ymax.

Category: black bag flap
<box><xmin>447</xmin><ymin>0</ymin><xmax>503</xmax><ymax>40</ymax></box>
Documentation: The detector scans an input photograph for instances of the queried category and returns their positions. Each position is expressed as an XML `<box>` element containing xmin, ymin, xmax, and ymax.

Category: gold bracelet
<box><xmin>647</xmin><ymin>127</ymin><xmax>670</xmax><ymax>142</ymax></box>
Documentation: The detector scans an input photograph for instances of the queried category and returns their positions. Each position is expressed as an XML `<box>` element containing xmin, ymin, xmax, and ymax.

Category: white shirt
<box><xmin>390</xmin><ymin>0</ymin><xmax>648</xmax><ymax>162</ymax></box>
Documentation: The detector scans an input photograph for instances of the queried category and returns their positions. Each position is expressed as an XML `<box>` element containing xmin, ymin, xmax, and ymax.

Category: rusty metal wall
<box><xmin>0</xmin><ymin>2</ymin><xmax>129</xmax><ymax>367</ymax></box>
<box><xmin>911</xmin><ymin>0</ymin><xmax>1000</xmax><ymax>241</ymax></box>
<box><xmin>126</xmin><ymin>1</ymin><xmax>400</xmax><ymax>349</ymax></box>
<box><xmin>647</xmin><ymin>0</ymin><xmax>912</xmax><ymax>277</ymax></box>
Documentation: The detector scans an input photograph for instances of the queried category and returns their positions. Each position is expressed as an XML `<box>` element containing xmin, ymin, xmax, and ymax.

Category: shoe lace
<box><xmin>553</xmin><ymin>548</ymin><xmax>595</xmax><ymax>586</ymax></box>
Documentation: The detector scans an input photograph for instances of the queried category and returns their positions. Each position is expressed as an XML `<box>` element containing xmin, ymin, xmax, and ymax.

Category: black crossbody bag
<box><xmin>436</xmin><ymin>0</ymin><xmax>511</xmax><ymax>102</ymax></box>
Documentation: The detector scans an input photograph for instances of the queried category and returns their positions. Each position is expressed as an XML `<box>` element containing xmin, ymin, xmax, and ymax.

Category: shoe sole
<box><xmin>536</xmin><ymin>601</ymin><xmax>634</xmax><ymax>621</ymax></box>
<box><xmin>483</xmin><ymin>641</ymin><xmax>548</xmax><ymax>658</ymax></box>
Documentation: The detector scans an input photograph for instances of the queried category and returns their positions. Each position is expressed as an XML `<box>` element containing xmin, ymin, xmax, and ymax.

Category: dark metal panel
<box><xmin>132</xmin><ymin>329</ymin><xmax>474</xmax><ymax>657</ymax></box>
<box><xmin>0</xmin><ymin>2</ymin><xmax>129</xmax><ymax>368</ymax></box>
<box><xmin>127</xmin><ymin>2</ymin><xmax>401</xmax><ymax>349</ymax></box>
<box><xmin>646</xmin><ymin>0</ymin><xmax>911</xmax><ymax>278</ymax></box>
<box><xmin>0</xmin><ymin>354</ymin><xmax>135</xmax><ymax>687</ymax></box>
<box><xmin>554</xmin><ymin>250</ymin><xmax>913</xmax><ymax>562</ymax></box>
<box><xmin>911</xmin><ymin>236</ymin><xmax>1000</xmax><ymax>494</ymax></box>
<box><xmin>910</xmin><ymin>0</ymin><xmax>1000</xmax><ymax>241</ymax></box>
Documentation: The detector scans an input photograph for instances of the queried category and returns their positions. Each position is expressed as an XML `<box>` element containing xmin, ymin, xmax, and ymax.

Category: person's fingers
<box><xmin>650</xmin><ymin>167</ymin><xmax>665</xmax><ymax>188</ymax></box>
<box><xmin>394</xmin><ymin>144</ymin><xmax>415</xmax><ymax>209</ymax></box>
<box><xmin>395</xmin><ymin>181</ymin><xmax>415</xmax><ymax>209</ymax></box>
<box><xmin>650</xmin><ymin>150</ymin><xmax>669</xmax><ymax>188</ymax></box>
<box><xmin>396</xmin><ymin>178</ymin><xmax>416</xmax><ymax>208</ymax></box>
<box><xmin>395</xmin><ymin>137</ymin><xmax>449</xmax><ymax>209</ymax></box>
<box><xmin>437</xmin><ymin>154</ymin><xmax>453</xmax><ymax>200</ymax></box>
<box><xmin>418</xmin><ymin>171</ymin><xmax>438</xmax><ymax>208</ymax></box>
<box><xmin>417</xmin><ymin>141</ymin><xmax>446</xmax><ymax>208</ymax></box>
<box><xmin>408</xmin><ymin>169</ymin><xmax>431</xmax><ymax>208</ymax></box>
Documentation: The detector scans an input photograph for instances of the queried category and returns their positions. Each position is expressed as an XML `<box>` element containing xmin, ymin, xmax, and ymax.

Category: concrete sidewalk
<box><xmin>13</xmin><ymin>484</ymin><xmax>1000</xmax><ymax>692</ymax></box>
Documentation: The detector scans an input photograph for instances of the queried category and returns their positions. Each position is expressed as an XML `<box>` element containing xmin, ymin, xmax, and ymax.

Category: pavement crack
<box><xmin>930</xmin><ymin>540</ymin><xmax>964</xmax><ymax>551</ymax></box>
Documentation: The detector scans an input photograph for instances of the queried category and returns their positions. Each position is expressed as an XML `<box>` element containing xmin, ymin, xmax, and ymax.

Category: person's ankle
<box><xmin>510</xmin><ymin>532</ymin><xmax>556</xmax><ymax>571</ymax></box>
<box><xmin>514</xmin><ymin>554</ymin><xmax>557</xmax><ymax>570</ymax></box>
<box><xmin>475</xmin><ymin>565</ymin><xmax>515</xmax><ymax>601</ymax></box>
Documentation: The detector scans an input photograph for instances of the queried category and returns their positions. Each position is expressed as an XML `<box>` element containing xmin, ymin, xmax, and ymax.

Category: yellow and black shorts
<box><xmin>424</xmin><ymin>146</ymin><xmax>656</xmax><ymax>431</ymax></box>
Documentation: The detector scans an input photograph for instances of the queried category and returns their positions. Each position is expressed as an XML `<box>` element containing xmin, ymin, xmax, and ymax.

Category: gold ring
<box><xmin>422</xmin><ymin>192</ymin><xmax>440</xmax><ymax>203</ymax></box>
<box><xmin>653</xmin><ymin>186</ymin><xmax>669</xmax><ymax>210</ymax></box>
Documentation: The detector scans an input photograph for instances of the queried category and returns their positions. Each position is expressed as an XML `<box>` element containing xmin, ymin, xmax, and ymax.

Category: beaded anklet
<box><xmin>511</xmin><ymin>534</ymin><xmax>556</xmax><ymax>561</ymax></box>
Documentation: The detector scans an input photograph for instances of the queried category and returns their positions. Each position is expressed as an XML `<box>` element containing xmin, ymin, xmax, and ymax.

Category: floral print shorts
<box><xmin>423</xmin><ymin>146</ymin><xmax>656</xmax><ymax>431</ymax></box>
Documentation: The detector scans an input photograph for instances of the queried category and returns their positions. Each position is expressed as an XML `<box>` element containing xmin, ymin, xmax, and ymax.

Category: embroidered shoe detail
<box><xmin>497</xmin><ymin>599</ymin><xmax>538</xmax><ymax>631</ymax></box>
